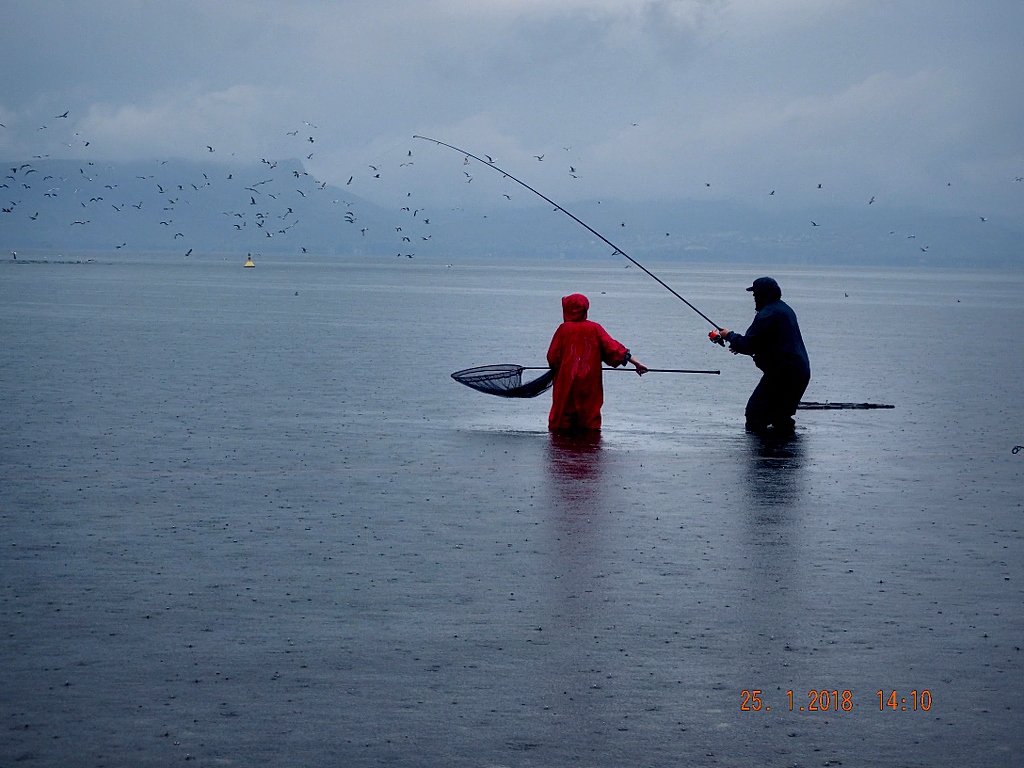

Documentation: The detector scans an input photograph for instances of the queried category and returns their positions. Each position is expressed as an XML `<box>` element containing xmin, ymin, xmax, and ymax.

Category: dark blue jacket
<box><xmin>724</xmin><ymin>299</ymin><xmax>810</xmax><ymax>378</ymax></box>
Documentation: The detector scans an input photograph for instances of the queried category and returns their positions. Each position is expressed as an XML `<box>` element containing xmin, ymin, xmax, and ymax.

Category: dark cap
<box><xmin>746</xmin><ymin>276</ymin><xmax>780</xmax><ymax>293</ymax></box>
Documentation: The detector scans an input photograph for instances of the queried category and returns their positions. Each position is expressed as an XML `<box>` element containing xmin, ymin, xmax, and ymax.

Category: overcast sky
<box><xmin>2</xmin><ymin>0</ymin><xmax>1022</xmax><ymax>216</ymax></box>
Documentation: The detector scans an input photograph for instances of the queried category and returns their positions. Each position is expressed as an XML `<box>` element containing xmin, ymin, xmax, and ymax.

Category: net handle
<box><xmin>521</xmin><ymin>367</ymin><xmax>720</xmax><ymax>374</ymax></box>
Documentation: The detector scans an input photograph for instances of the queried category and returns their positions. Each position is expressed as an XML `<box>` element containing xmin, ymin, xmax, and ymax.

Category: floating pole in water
<box><xmin>797</xmin><ymin>402</ymin><xmax>894</xmax><ymax>410</ymax></box>
<box><xmin>244</xmin><ymin>253</ymin><xmax>255</xmax><ymax>268</ymax></box>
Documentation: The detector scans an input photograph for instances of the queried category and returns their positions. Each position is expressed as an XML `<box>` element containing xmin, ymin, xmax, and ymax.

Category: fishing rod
<box><xmin>413</xmin><ymin>135</ymin><xmax>724</xmax><ymax>331</ymax></box>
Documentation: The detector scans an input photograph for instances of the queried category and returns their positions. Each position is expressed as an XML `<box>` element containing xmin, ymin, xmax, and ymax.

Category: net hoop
<box><xmin>451</xmin><ymin>364</ymin><xmax>555</xmax><ymax>399</ymax></box>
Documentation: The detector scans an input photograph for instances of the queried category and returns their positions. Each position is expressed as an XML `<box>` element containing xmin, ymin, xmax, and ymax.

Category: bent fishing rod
<box><xmin>413</xmin><ymin>135</ymin><xmax>723</xmax><ymax>331</ymax></box>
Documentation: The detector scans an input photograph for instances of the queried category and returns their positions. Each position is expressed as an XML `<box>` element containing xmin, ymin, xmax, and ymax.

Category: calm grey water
<box><xmin>2</xmin><ymin>254</ymin><xmax>1023</xmax><ymax>767</ymax></box>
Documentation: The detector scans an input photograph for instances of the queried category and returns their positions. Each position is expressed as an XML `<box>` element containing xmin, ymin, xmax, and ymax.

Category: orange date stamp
<box><xmin>740</xmin><ymin>689</ymin><xmax>932</xmax><ymax>712</ymax></box>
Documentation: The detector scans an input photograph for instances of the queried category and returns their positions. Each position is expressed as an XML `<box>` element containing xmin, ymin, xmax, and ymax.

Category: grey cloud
<box><xmin>1</xmin><ymin>0</ymin><xmax>1021</xmax><ymax>216</ymax></box>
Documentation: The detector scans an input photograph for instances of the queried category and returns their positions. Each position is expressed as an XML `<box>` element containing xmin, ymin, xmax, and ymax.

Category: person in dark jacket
<box><xmin>712</xmin><ymin>277</ymin><xmax>810</xmax><ymax>436</ymax></box>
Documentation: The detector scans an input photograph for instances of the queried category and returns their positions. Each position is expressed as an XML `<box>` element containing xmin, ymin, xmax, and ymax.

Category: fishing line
<box><xmin>413</xmin><ymin>135</ymin><xmax>723</xmax><ymax>330</ymax></box>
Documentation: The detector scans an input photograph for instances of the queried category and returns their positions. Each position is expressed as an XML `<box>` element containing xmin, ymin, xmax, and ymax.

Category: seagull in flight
<box><xmin>55</xmin><ymin>111</ymin><xmax>69</xmax><ymax>119</ymax></box>
<box><xmin>534</xmin><ymin>154</ymin><xmax>544</xmax><ymax>161</ymax></box>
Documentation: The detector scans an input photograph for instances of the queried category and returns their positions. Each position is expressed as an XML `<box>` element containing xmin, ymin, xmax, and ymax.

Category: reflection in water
<box><xmin>739</xmin><ymin>433</ymin><xmax>806</xmax><ymax>674</ymax></box>
<box><xmin>544</xmin><ymin>429</ymin><xmax>606</xmax><ymax>613</ymax></box>
<box><xmin>743</xmin><ymin>433</ymin><xmax>804</xmax><ymax>511</ymax></box>
<box><xmin>741</xmin><ymin>433</ymin><xmax>804</xmax><ymax>577</ymax></box>
<box><xmin>541</xmin><ymin>429</ymin><xmax>618</xmax><ymax>748</ymax></box>
<box><xmin>546</xmin><ymin>429</ymin><xmax>603</xmax><ymax>514</ymax></box>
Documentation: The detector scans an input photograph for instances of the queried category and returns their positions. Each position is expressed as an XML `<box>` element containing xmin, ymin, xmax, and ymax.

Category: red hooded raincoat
<box><xmin>547</xmin><ymin>294</ymin><xmax>630</xmax><ymax>430</ymax></box>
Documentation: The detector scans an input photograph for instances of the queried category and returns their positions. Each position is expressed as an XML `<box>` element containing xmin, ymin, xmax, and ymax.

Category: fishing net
<box><xmin>451</xmin><ymin>365</ymin><xmax>555</xmax><ymax>399</ymax></box>
<box><xmin>797</xmin><ymin>402</ymin><xmax>894</xmax><ymax>409</ymax></box>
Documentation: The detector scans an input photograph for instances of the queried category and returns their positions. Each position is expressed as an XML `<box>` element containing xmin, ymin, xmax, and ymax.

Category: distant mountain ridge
<box><xmin>1</xmin><ymin>158</ymin><xmax>1020</xmax><ymax>267</ymax></box>
<box><xmin>0</xmin><ymin>157</ymin><xmax>394</xmax><ymax>256</ymax></box>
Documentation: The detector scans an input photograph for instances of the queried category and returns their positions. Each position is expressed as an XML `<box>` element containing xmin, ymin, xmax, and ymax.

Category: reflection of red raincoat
<box><xmin>547</xmin><ymin>294</ymin><xmax>630</xmax><ymax>430</ymax></box>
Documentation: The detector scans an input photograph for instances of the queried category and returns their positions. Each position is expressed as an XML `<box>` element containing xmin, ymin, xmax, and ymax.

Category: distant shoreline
<box><xmin>5</xmin><ymin>258</ymin><xmax>95</xmax><ymax>265</ymax></box>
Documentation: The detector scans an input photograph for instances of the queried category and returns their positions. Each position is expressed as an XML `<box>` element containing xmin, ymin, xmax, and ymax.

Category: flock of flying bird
<box><xmin>2</xmin><ymin>114</ymin><xmax>444</xmax><ymax>259</ymax></box>
<box><xmin>1</xmin><ymin>112</ymin><xmax>1011</xmax><ymax>260</ymax></box>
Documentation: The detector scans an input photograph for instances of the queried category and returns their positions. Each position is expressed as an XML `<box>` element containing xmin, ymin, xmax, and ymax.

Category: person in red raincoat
<box><xmin>547</xmin><ymin>293</ymin><xmax>648</xmax><ymax>431</ymax></box>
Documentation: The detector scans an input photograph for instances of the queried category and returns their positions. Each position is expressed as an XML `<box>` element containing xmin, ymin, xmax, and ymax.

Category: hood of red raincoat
<box><xmin>562</xmin><ymin>293</ymin><xmax>589</xmax><ymax>322</ymax></box>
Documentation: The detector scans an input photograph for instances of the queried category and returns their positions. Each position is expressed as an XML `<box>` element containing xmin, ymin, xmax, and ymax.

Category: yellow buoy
<box><xmin>244</xmin><ymin>254</ymin><xmax>255</xmax><ymax>268</ymax></box>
